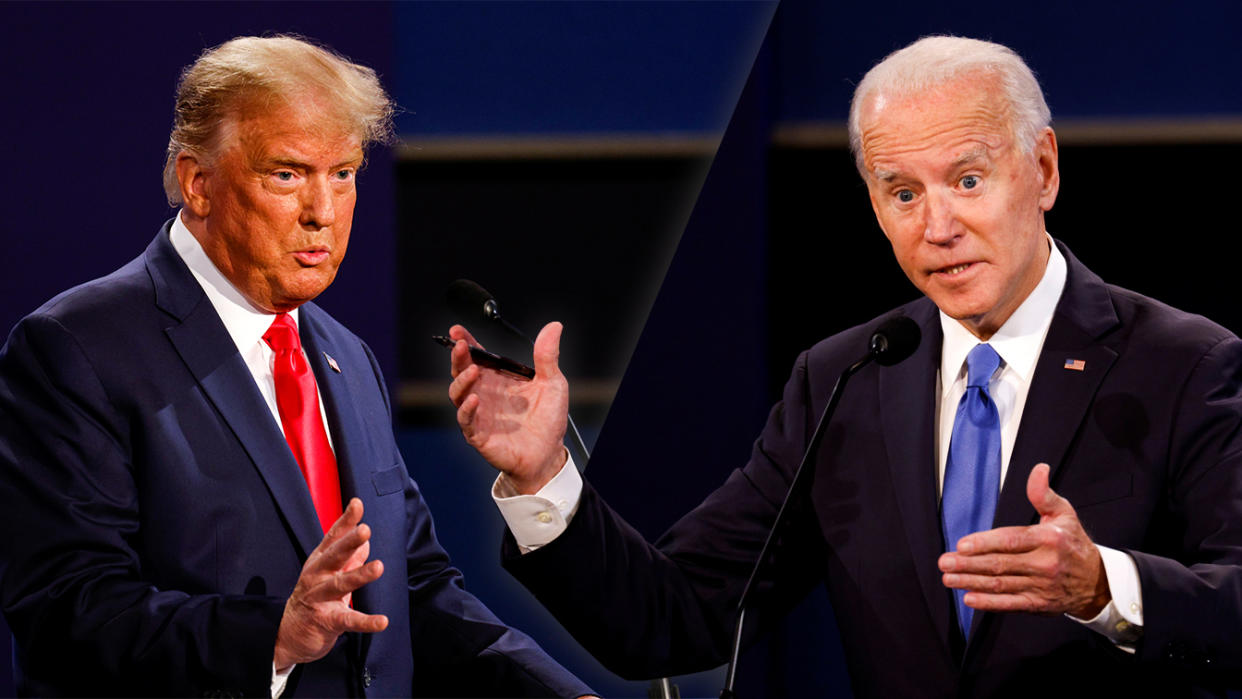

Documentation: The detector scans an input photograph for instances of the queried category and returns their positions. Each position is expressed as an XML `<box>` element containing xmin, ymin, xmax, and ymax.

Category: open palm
<box><xmin>448</xmin><ymin>322</ymin><xmax>569</xmax><ymax>493</ymax></box>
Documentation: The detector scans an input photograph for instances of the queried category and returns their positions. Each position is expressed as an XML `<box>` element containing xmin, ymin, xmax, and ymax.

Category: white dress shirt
<box><xmin>170</xmin><ymin>212</ymin><xmax>332</xmax><ymax>697</ymax></box>
<box><xmin>935</xmin><ymin>239</ymin><xmax>1142</xmax><ymax>644</ymax></box>
<box><xmin>169</xmin><ymin>213</ymin><xmax>336</xmax><ymax>451</ymax></box>
<box><xmin>494</xmin><ymin>236</ymin><xmax>1142</xmax><ymax>646</ymax></box>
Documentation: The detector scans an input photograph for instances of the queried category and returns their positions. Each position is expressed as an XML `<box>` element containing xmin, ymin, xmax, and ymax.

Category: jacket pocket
<box><xmin>371</xmin><ymin>464</ymin><xmax>407</xmax><ymax>496</ymax></box>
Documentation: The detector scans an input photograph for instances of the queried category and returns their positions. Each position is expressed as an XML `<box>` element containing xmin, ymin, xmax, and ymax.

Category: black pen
<box><xmin>432</xmin><ymin>336</ymin><xmax>535</xmax><ymax>380</ymax></box>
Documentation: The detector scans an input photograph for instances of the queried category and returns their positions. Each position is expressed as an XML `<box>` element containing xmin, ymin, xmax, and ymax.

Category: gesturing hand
<box><xmin>938</xmin><ymin>463</ymin><xmax>1111</xmax><ymax>619</ymax></box>
<box><xmin>448</xmin><ymin>322</ymin><xmax>569</xmax><ymax>494</ymax></box>
<box><xmin>273</xmin><ymin>498</ymin><xmax>389</xmax><ymax>671</ymax></box>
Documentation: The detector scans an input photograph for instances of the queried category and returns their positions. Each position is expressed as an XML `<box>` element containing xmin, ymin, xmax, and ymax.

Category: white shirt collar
<box><xmin>939</xmin><ymin>236</ymin><xmax>1067</xmax><ymax>385</ymax></box>
<box><xmin>168</xmin><ymin>211</ymin><xmax>299</xmax><ymax>350</ymax></box>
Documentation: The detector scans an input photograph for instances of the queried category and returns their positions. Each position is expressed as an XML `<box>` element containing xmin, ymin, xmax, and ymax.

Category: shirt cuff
<box><xmin>1067</xmin><ymin>545</ymin><xmax>1143</xmax><ymax>650</ymax></box>
<box><xmin>272</xmin><ymin>662</ymin><xmax>294</xmax><ymax>698</ymax></box>
<box><xmin>492</xmin><ymin>452</ymin><xmax>583</xmax><ymax>552</ymax></box>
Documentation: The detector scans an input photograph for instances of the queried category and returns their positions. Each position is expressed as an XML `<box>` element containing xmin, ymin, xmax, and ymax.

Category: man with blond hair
<box><xmin>448</xmin><ymin>36</ymin><xmax>1242</xmax><ymax>696</ymax></box>
<box><xmin>0</xmin><ymin>35</ymin><xmax>590</xmax><ymax>698</ymax></box>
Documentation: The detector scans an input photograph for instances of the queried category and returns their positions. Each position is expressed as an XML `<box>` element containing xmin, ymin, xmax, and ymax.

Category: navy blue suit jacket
<box><xmin>504</xmin><ymin>243</ymin><xmax>1242</xmax><ymax>697</ymax></box>
<box><xmin>0</xmin><ymin>222</ymin><xmax>590</xmax><ymax>698</ymax></box>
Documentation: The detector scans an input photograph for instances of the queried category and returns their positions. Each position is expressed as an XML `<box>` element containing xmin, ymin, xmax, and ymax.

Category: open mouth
<box><xmin>937</xmin><ymin>262</ymin><xmax>973</xmax><ymax>276</ymax></box>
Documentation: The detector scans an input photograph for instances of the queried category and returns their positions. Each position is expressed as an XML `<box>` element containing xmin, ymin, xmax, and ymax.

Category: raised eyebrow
<box><xmin>950</xmin><ymin>148</ymin><xmax>989</xmax><ymax>171</ymax></box>
<box><xmin>873</xmin><ymin>168</ymin><xmax>899</xmax><ymax>183</ymax></box>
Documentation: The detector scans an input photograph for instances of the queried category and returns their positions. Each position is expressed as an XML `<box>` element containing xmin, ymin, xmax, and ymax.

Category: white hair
<box><xmin>847</xmin><ymin>35</ymin><xmax>1051</xmax><ymax>174</ymax></box>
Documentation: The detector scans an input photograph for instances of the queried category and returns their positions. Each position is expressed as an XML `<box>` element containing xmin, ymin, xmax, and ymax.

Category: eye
<box><xmin>274</xmin><ymin>171</ymin><xmax>295</xmax><ymax>182</ymax></box>
<box><xmin>333</xmin><ymin>169</ymin><xmax>354</xmax><ymax>181</ymax></box>
<box><xmin>960</xmin><ymin>175</ymin><xmax>980</xmax><ymax>190</ymax></box>
<box><xmin>897</xmin><ymin>189</ymin><xmax>915</xmax><ymax>203</ymax></box>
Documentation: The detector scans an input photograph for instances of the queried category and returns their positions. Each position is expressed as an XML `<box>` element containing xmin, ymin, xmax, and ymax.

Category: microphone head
<box><xmin>446</xmin><ymin>279</ymin><xmax>500</xmax><ymax>322</ymax></box>
<box><xmin>869</xmin><ymin>315</ymin><xmax>921</xmax><ymax>366</ymax></box>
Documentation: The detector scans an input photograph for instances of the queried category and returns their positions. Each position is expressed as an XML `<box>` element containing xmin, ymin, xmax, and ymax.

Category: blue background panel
<box><xmin>396</xmin><ymin>1</ymin><xmax>776</xmax><ymax>135</ymax></box>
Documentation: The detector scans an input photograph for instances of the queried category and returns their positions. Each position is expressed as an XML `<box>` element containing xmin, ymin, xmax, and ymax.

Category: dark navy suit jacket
<box><xmin>504</xmin><ymin>243</ymin><xmax>1242</xmax><ymax>697</ymax></box>
<box><xmin>0</xmin><ymin>222</ymin><xmax>590</xmax><ymax>698</ymax></box>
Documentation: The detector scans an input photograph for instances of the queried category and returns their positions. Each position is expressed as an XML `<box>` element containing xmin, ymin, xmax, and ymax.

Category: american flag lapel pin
<box><xmin>324</xmin><ymin>352</ymin><xmax>341</xmax><ymax>373</ymax></box>
<box><xmin>1064</xmin><ymin>358</ymin><xmax>1086</xmax><ymax>372</ymax></box>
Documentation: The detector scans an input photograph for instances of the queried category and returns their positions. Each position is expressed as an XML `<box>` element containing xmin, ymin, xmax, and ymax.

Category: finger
<box><xmin>943</xmin><ymin>573</ymin><xmax>1033</xmax><ymax>595</ymax></box>
<box><xmin>456</xmin><ymin>393</ymin><xmax>479</xmax><ymax>433</ymax></box>
<box><xmin>318</xmin><ymin>498</ymin><xmax>364</xmax><ymax>550</ymax></box>
<box><xmin>960</xmin><ymin>591</ymin><xmax>1052</xmax><ymax>613</ymax></box>
<box><xmin>306</xmin><ymin>558</ymin><xmax>385</xmax><ymax>602</ymax></box>
<box><xmin>449</xmin><ymin>324</ymin><xmax>482</xmax><ymax>348</ymax></box>
<box><xmin>343</xmin><ymin>539</ymin><xmax>371</xmax><ymax>572</ymax></box>
<box><xmin>327</xmin><ymin>558</ymin><xmax>386</xmax><ymax>598</ymax></box>
<box><xmin>532</xmin><ymin>321</ymin><xmax>563</xmax><ymax>379</ymax></box>
<box><xmin>941</xmin><ymin>551</ymin><xmax>1046</xmax><ymax>578</ymax></box>
<box><xmin>1026</xmin><ymin>462</ymin><xmax>1073</xmax><ymax>519</ymax></box>
<box><xmin>331</xmin><ymin>607</ymin><xmax>390</xmax><ymax>634</ymax></box>
<box><xmin>316</xmin><ymin>522</ymin><xmax>373</xmax><ymax>572</ymax></box>
<box><xmin>448</xmin><ymin>364</ymin><xmax>479</xmax><ymax>405</ymax></box>
<box><xmin>952</xmin><ymin>525</ymin><xmax>1042</xmax><ymax>556</ymax></box>
<box><xmin>450</xmin><ymin>338</ymin><xmax>476</xmax><ymax>378</ymax></box>
<box><xmin>942</xmin><ymin>571</ymin><xmax>1040</xmax><ymax>594</ymax></box>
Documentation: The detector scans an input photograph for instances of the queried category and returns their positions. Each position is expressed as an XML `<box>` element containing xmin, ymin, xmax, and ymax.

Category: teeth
<box><xmin>943</xmin><ymin>263</ymin><xmax>970</xmax><ymax>275</ymax></box>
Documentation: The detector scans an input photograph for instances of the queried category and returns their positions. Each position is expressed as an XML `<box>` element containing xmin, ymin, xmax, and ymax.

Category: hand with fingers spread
<box><xmin>938</xmin><ymin>463</ymin><xmax>1111</xmax><ymax>620</ymax></box>
<box><xmin>447</xmin><ymin>322</ymin><xmax>569</xmax><ymax>494</ymax></box>
<box><xmin>273</xmin><ymin>498</ymin><xmax>389</xmax><ymax>671</ymax></box>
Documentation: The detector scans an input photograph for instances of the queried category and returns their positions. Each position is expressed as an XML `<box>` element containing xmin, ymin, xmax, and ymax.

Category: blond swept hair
<box><xmin>162</xmin><ymin>34</ymin><xmax>395</xmax><ymax>205</ymax></box>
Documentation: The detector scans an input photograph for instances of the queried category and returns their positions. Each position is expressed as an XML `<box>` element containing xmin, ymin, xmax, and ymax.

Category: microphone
<box><xmin>444</xmin><ymin>279</ymin><xmax>593</xmax><ymax>469</ymax></box>
<box><xmin>446</xmin><ymin>279</ymin><xmax>526</xmax><ymax>341</ymax></box>
<box><xmin>869</xmin><ymin>314</ymin><xmax>921</xmax><ymax>366</ymax></box>
<box><xmin>720</xmin><ymin>315</ymin><xmax>920</xmax><ymax>699</ymax></box>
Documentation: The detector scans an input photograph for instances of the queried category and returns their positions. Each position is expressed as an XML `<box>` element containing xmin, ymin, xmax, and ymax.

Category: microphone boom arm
<box><xmin>719</xmin><ymin>353</ymin><xmax>872</xmax><ymax>698</ymax></box>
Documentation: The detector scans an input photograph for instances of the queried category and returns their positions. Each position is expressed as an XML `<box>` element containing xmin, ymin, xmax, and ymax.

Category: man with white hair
<box><xmin>0</xmin><ymin>35</ymin><xmax>591</xmax><ymax>698</ymax></box>
<box><xmin>447</xmin><ymin>36</ymin><xmax>1242</xmax><ymax>695</ymax></box>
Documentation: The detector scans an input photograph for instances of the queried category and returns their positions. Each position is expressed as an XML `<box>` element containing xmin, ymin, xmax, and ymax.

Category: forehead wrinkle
<box><xmin>864</xmin><ymin>121</ymin><xmax>1009</xmax><ymax>178</ymax></box>
<box><xmin>235</xmin><ymin>116</ymin><xmax>362</xmax><ymax>170</ymax></box>
<box><xmin>950</xmin><ymin>146</ymin><xmax>991</xmax><ymax>170</ymax></box>
<box><xmin>860</xmin><ymin>79</ymin><xmax>1014</xmax><ymax>175</ymax></box>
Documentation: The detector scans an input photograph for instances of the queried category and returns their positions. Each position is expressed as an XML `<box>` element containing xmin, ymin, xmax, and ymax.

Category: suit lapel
<box><xmin>297</xmin><ymin>308</ymin><xmax>383</xmax><ymax>668</ymax></box>
<box><xmin>146</xmin><ymin>226</ymin><xmax>326</xmax><ymax>559</ymax></box>
<box><xmin>968</xmin><ymin>242</ymin><xmax>1121</xmax><ymax>654</ymax></box>
<box><xmin>879</xmin><ymin>304</ymin><xmax>957</xmax><ymax>653</ymax></box>
<box><xmin>298</xmin><ymin>307</ymin><xmax>383</xmax><ymax>620</ymax></box>
<box><xmin>993</xmin><ymin>244</ymin><xmax>1120</xmax><ymax>530</ymax></box>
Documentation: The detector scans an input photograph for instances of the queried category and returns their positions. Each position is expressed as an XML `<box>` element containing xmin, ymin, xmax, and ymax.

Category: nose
<box><xmin>299</xmin><ymin>175</ymin><xmax>335</xmax><ymax>229</ymax></box>
<box><xmin>922</xmin><ymin>190</ymin><xmax>959</xmax><ymax>244</ymax></box>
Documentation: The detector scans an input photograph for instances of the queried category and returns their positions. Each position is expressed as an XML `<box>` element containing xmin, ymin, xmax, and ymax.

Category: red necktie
<box><xmin>264</xmin><ymin>313</ymin><xmax>343</xmax><ymax>533</ymax></box>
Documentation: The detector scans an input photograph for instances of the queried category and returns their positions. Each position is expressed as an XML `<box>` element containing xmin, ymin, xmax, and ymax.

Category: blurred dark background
<box><xmin>3</xmin><ymin>1</ymin><xmax>1242</xmax><ymax>696</ymax></box>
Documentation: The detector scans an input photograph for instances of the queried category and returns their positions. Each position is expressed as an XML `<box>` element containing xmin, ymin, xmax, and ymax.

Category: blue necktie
<box><xmin>942</xmin><ymin>342</ymin><xmax>1002</xmax><ymax>638</ymax></box>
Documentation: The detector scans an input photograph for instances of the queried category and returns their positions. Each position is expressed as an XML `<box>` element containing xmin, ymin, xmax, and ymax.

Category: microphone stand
<box><xmin>718</xmin><ymin>352</ymin><xmax>876</xmax><ymax>699</ymax></box>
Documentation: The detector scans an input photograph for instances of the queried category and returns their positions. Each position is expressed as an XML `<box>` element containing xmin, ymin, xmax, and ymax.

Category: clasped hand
<box><xmin>447</xmin><ymin>322</ymin><xmax>569</xmax><ymax>494</ymax></box>
<box><xmin>938</xmin><ymin>463</ymin><xmax>1110</xmax><ymax>620</ymax></box>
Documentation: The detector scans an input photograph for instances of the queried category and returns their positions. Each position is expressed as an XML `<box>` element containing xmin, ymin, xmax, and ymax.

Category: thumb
<box><xmin>532</xmin><ymin>321</ymin><xmax>563</xmax><ymax>379</ymax></box>
<box><xmin>1026</xmin><ymin>462</ymin><xmax>1072</xmax><ymax>520</ymax></box>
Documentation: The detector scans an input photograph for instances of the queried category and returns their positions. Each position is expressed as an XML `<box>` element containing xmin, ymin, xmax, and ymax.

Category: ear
<box><xmin>1034</xmin><ymin>127</ymin><xmax>1060</xmax><ymax>212</ymax></box>
<box><xmin>175</xmin><ymin>151</ymin><xmax>211</xmax><ymax>219</ymax></box>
